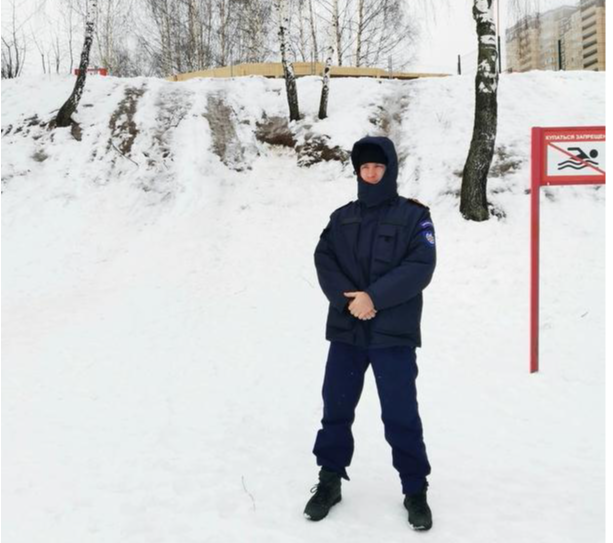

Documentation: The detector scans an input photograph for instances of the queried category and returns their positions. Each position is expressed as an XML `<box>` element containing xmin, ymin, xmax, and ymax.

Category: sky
<box><xmin>0</xmin><ymin>0</ymin><xmax>599</xmax><ymax>77</ymax></box>
<box><xmin>412</xmin><ymin>0</ymin><xmax>589</xmax><ymax>74</ymax></box>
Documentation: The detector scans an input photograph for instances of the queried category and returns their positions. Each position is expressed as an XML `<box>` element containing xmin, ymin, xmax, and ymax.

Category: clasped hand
<box><xmin>344</xmin><ymin>291</ymin><xmax>377</xmax><ymax>320</ymax></box>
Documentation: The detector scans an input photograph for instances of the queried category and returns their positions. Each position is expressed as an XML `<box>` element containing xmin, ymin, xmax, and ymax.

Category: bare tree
<box><xmin>217</xmin><ymin>0</ymin><xmax>234</xmax><ymax>66</ymax></box>
<box><xmin>460</xmin><ymin>0</ymin><xmax>539</xmax><ymax>220</ymax></box>
<box><xmin>1</xmin><ymin>0</ymin><xmax>30</xmax><ymax>79</ymax></box>
<box><xmin>314</xmin><ymin>0</ymin><xmax>421</xmax><ymax>124</ymax></box>
<box><xmin>95</xmin><ymin>0</ymin><xmax>115</xmax><ymax>72</ymax></box>
<box><xmin>137</xmin><ymin>0</ymin><xmax>253</xmax><ymax>77</ymax></box>
<box><xmin>31</xmin><ymin>27</ymin><xmax>50</xmax><ymax>74</ymax></box>
<box><xmin>60</xmin><ymin>0</ymin><xmax>79</xmax><ymax>74</ymax></box>
<box><xmin>51</xmin><ymin>30</ymin><xmax>63</xmax><ymax>73</ymax></box>
<box><xmin>41</xmin><ymin>0</ymin><xmax>420</xmax><ymax>79</ymax></box>
<box><xmin>276</xmin><ymin>0</ymin><xmax>300</xmax><ymax>121</ymax></box>
<box><xmin>185</xmin><ymin>0</ymin><xmax>198</xmax><ymax>70</ymax></box>
<box><xmin>56</xmin><ymin>0</ymin><xmax>98</xmax><ymax>128</ymax></box>
<box><xmin>311</xmin><ymin>0</ymin><xmax>415</xmax><ymax>70</ymax></box>
<box><xmin>236</xmin><ymin>0</ymin><xmax>271</xmax><ymax>64</ymax></box>
<box><xmin>155</xmin><ymin>0</ymin><xmax>174</xmax><ymax>75</ymax></box>
<box><xmin>318</xmin><ymin>43</ymin><xmax>333</xmax><ymax>119</ymax></box>
<box><xmin>355</xmin><ymin>0</ymin><xmax>364</xmax><ymax>66</ymax></box>
<box><xmin>296</xmin><ymin>0</ymin><xmax>308</xmax><ymax>61</ymax></box>
<box><xmin>308</xmin><ymin>0</ymin><xmax>319</xmax><ymax>62</ymax></box>
<box><xmin>93</xmin><ymin>0</ymin><xmax>135</xmax><ymax>75</ymax></box>
<box><xmin>138</xmin><ymin>0</ymin><xmax>178</xmax><ymax>75</ymax></box>
<box><xmin>360</xmin><ymin>0</ymin><xmax>416</xmax><ymax>69</ymax></box>
<box><xmin>331</xmin><ymin>0</ymin><xmax>342</xmax><ymax>65</ymax></box>
<box><xmin>302</xmin><ymin>0</ymin><xmax>347</xmax><ymax>65</ymax></box>
<box><xmin>33</xmin><ymin>16</ymin><xmax>65</xmax><ymax>75</ymax></box>
<box><xmin>460</xmin><ymin>0</ymin><xmax>499</xmax><ymax>221</ymax></box>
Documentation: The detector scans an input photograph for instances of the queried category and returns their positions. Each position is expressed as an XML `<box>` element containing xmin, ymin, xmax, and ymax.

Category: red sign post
<box><xmin>530</xmin><ymin>126</ymin><xmax>605</xmax><ymax>373</ymax></box>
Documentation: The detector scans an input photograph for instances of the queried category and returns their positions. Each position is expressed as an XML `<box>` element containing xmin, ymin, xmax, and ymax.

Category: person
<box><xmin>303</xmin><ymin>135</ymin><xmax>437</xmax><ymax>530</ymax></box>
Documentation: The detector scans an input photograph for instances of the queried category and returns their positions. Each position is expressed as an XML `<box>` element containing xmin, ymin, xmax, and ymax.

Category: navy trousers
<box><xmin>312</xmin><ymin>341</ymin><xmax>431</xmax><ymax>495</ymax></box>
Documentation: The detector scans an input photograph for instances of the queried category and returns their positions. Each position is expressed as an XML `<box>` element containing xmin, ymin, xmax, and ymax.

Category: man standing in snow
<box><xmin>304</xmin><ymin>136</ymin><xmax>436</xmax><ymax>531</ymax></box>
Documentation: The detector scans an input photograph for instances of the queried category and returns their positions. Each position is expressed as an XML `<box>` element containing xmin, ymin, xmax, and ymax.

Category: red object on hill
<box><xmin>73</xmin><ymin>67</ymin><xmax>108</xmax><ymax>76</ymax></box>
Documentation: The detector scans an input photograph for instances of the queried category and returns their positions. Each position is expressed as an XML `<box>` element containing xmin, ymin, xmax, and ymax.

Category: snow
<box><xmin>474</xmin><ymin>0</ymin><xmax>495</xmax><ymax>25</ymax></box>
<box><xmin>1</xmin><ymin>70</ymin><xmax>605</xmax><ymax>542</ymax></box>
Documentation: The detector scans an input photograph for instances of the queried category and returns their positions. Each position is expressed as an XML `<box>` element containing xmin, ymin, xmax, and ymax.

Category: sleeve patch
<box><xmin>422</xmin><ymin>230</ymin><xmax>435</xmax><ymax>246</ymax></box>
<box><xmin>419</xmin><ymin>220</ymin><xmax>434</xmax><ymax>229</ymax></box>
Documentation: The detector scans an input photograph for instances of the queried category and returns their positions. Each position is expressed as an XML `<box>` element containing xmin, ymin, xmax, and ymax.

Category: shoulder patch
<box><xmin>422</xmin><ymin>230</ymin><xmax>436</xmax><ymax>246</ymax></box>
<box><xmin>407</xmin><ymin>197</ymin><xmax>430</xmax><ymax>209</ymax></box>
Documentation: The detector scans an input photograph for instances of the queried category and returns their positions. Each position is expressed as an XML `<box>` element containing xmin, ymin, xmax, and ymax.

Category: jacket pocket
<box><xmin>374</xmin><ymin>223</ymin><xmax>397</xmax><ymax>263</ymax></box>
<box><xmin>327</xmin><ymin>304</ymin><xmax>355</xmax><ymax>330</ymax></box>
<box><xmin>372</xmin><ymin>300</ymin><xmax>420</xmax><ymax>337</ymax></box>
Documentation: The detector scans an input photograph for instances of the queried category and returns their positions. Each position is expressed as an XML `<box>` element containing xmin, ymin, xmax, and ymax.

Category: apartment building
<box><xmin>505</xmin><ymin>0</ymin><xmax>606</xmax><ymax>72</ymax></box>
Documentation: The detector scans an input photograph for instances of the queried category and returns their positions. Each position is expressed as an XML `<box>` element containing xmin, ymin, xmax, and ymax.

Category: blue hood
<box><xmin>350</xmin><ymin>136</ymin><xmax>399</xmax><ymax>208</ymax></box>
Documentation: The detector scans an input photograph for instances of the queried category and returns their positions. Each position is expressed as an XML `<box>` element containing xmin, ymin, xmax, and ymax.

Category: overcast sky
<box><xmin>2</xmin><ymin>0</ymin><xmax>590</xmax><ymax>77</ymax></box>
<box><xmin>412</xmin><ymin>0</ymin><xmax>587</xmax><ymax>74</ymax></box>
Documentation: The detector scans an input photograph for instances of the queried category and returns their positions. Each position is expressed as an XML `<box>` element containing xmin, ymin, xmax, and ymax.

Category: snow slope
<box><xmin>1</xmin><ymin>71</ymin><xmax>605</xmax><ymax>543</ymax></box>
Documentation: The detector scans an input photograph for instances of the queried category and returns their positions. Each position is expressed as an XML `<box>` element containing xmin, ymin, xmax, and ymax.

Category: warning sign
<box><xmin>530</xmin><ymin>125</ymin><xmax>605</xmax><ymax>373</ymax></box>
<box><xmin>539</xmin><ymin>127</ymin><xmax>606</xmax><ymax>185</ymax></box>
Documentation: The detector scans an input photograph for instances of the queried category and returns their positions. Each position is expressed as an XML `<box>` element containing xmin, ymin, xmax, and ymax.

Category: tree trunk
<box><xmin>56</xmin><ymin>0</ymin><xmax>97</xmax><ymax>128</ymax></box>
<box><xmin>298</xmin><ymin>0</ymin><xmax>307</xmax><ymax>62</ymax></box>
<box><xmin>187</xmin><ymin>0</ymin><xmax>197</xmax><ymax>71</ymax></box>
<box><xmin>276</xmin><ymin>0</ymin><xmax>300</xmax><ymax>122</ymax></box>
<box><xmin>355</xmin><ymin>0</ymin><xmax>364</xmax><ymax>67</ymax></box>
<box><xmin>308</xmin><ymin>0</ymin><xmax>318</xmax><ymax>62</ymax></box>
<box><xmin>2</xmin><ymin>1</ymin><xmax>28</xmax><ymax>79</ymax></box>
<box><xmin>160</xmin><ymin>0</ymin><xmax>172</xmax><ymax>76</ymax></box>
<box><xmin>219</xmin><ymin>0</ymin><xmax>227</xmax><ymax>66</ymax></box>
<box><xmin>318</xmin><ymin>45</ymin><xmax>333</xmax><ymax>120</ymax></box>
<box><xmin>460</xmin><ymin>0</ymin><xmax>499</xmax><ymax>221</ymax></box>
<box><xmin>333</xmin><ymin>0</ymin><xmax>342</xmax><ymax>66</ymax></box>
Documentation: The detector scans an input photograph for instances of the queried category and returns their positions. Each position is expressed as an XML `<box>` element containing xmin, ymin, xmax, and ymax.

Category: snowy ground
<box><xmin>1</xmin><ymin>71</ymin><xmax>605</xmax><ymax>543</ymax></box>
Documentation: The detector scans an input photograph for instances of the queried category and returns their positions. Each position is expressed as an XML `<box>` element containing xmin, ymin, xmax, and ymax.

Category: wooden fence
<box><xmin>167</xmin><ymin>62</ymin><xmax>449</xmax><ymax>82</ymax></box>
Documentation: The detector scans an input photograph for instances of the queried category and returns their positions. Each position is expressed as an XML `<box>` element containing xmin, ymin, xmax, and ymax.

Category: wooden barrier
<box><xmin>166</xmin><ymin>62</ymin><xmax>449</xmax><ymax>82</ymax></box>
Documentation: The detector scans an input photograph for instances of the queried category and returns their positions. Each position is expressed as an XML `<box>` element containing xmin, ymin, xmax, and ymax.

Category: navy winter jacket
<box><xmin>314</xmin><ymin>136</ymin><xmax>436</xmax><ymax>348</ymax></box>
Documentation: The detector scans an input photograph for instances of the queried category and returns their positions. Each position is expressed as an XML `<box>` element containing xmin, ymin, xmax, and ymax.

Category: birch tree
<box><xmin>308</xmin><ymin>0</ymin><xmax>319</xmax><ymax>62</ymax></box>
<box><xmin>318</xmin><ymin>44</ymin><xmax>333</xmax><ymax>119</ymax></box>
<box><xmin>459</xmin><ymin>0</ymin><xmax>499</xmax><ymax>221</ymax></box>
<box><xmin>56</xmin><ymin>0</ymin><xmax>97</xmax><ymax>128</ymax></box>
<box><xmin>459</xmin><ymin>0</ymin><xmax>540</xmax><ymax>220</ymax></box>
<box><xmin>1</xmin><ymin>0</ymin><xmax>30</xmax><ymax>79</ymax></box>
<box><xmin>276</xmin><ymin>0</ymin><xmax>300</xmax><ymax>121</ymax></box>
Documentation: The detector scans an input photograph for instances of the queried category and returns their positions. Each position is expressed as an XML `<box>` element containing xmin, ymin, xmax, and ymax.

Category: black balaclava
<box><xmin>350</xmin><ymin>136</ymin><xmax>399</xmax><ymax>208</ymax></box>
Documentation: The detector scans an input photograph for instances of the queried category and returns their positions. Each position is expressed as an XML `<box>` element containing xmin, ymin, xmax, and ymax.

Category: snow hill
<box><xmin>1</xmin><ymin>71</ymin><xmax>605</xmax><ymax>543</ymax></box>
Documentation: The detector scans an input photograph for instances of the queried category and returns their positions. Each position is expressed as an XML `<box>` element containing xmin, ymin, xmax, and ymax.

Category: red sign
<box><xmin>530</xmin><ymin>126</ymin><xmax>605</xmax><ymax>373</ymax></box>
<box><xmin>74</xmin><ymin>67</ymin><xmax>108</xmax><ymax>76</ymax></box>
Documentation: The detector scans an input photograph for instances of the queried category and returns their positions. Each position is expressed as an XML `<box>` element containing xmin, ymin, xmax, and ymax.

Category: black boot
<box><xmin>303</xmin><ymin>467</ymin><xmax>342</xmax><ymax>521</ymax></box>
<box><xmin>403</xmin><ymin>480</ymin><xmax>433</xmax><ymax>530</ymax></box>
